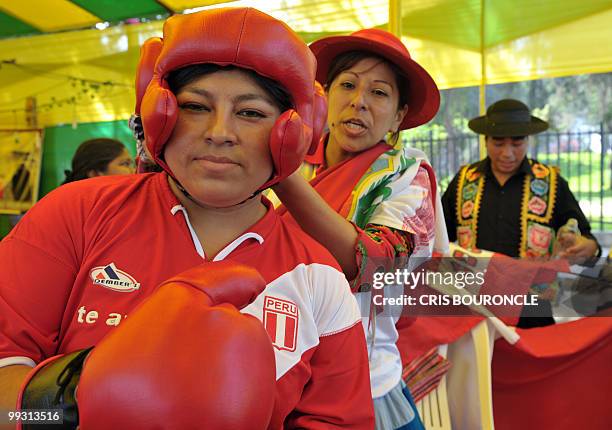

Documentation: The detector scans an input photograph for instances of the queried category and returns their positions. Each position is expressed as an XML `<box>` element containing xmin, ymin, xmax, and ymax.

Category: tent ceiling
<box><xmin>1</xmin><ymin>0</ymin><xmax>611</xmax><ymax>128</ymax></box>
<box><xmin>401</xmin><ymin>0</ymin><xmax>612</xmax><ymax>50</ymax></box>
<box><xmin>2</xmin><ymin>0</ymin><xmax>611</xmax><ymax>46</ymax></box>
<box><xmin>0</xmin><ymin>0</ymin><xmax>229</xmax><ymax>38</ymax></box>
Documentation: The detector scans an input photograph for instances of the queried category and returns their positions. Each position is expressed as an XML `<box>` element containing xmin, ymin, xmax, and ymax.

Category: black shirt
<box><xmin>441</xmin><ymin>157</ymin><xmax>599</xmax><ymax>258</ymax></box>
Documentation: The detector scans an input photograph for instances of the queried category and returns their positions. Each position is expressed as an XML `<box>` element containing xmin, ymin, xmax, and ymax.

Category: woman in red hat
<box><xmin>274</xmin><ymin>28</ymin><xmax>449</xmax><ymax>430</ymax></box>
<box><xmin>0</xmin><ymin>8</ymin><xmax>374</xmax><ymax>429</ymax></box>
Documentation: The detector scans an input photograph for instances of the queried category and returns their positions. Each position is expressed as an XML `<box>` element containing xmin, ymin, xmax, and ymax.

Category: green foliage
<box><xmin>405</xmin><ymin>72</ymin><xmax>612</xmax><ymax>138</ymax></box>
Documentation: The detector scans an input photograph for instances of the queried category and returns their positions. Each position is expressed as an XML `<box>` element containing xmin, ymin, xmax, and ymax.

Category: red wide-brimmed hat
<box><xmin>310</xmin><ymin>28</ymin><xmax>440</xmax><ymax>130</ymax></box>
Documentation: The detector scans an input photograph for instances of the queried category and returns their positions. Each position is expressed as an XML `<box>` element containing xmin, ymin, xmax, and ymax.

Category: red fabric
<box><xmin>283</xmin><ymin>323</ymin><xmax>374</xmax><ymax>429</ymax></box>
<box><xmin>493</xmin><ymin>314</ymin><xmax>612</xmax><ymax>430</ymax></box>
<box><xmin>397</xmin><ymin>316</ymin><xmax>483</xmax><ymax>363</ymax></box>
<box><xmin>470</xmin><ymin>251</ymin><xmax>570</xmax><ymax>319</ymax></box>
<box><xmin>301</xmin><ymin>141</ymin><xmax>390</xmax><ymax>217</ymax></box>
<box><xmin>396</xmin><ymin>252</ymin><xmax>571</xmax><ymax>365</ymax></box>
<box><xmin>402</xmin><ymin>347</ymin><xmax>451</xmax><ymax>402</ymax></box>
<box><xmin>396</xmin><ymin>253</ymin><xmax>531</xmax><ymax>365</ymax></box>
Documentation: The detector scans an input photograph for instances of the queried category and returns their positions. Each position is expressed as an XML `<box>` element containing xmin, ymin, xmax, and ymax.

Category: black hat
<box><xmin>468</xmin><ymin>99</ymin><xmax>549</xmax><ymax>137</ymax></box>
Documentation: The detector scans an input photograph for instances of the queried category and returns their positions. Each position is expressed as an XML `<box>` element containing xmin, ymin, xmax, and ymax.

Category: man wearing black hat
<box><xmin>442</xmin><ymin>99</ymin><xmax>600</xmax><ymax>327</ymax></box>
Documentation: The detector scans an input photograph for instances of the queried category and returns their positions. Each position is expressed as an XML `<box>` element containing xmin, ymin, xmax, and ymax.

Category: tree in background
<box><xmin>409</xmin><ymin>72</ymin><xmax>611</xmax><ymax>137</ymax></box>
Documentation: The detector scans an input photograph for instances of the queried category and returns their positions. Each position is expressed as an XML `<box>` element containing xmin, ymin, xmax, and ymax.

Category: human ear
<box><xmin>391</xmin><ymin>104</ymin><xmax>409</xmax><ymax>132</ymax></box>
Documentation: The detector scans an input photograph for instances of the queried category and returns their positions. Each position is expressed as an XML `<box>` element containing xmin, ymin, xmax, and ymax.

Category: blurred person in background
<box><xmin>62</xmin><ymin>138</ymin><xmax>135</xmax><ymax>184</ymax></box>
<box><xmin>4</xmin><ymin>139</ymin><xmax>134</xmax><ymax>235</ymax></box>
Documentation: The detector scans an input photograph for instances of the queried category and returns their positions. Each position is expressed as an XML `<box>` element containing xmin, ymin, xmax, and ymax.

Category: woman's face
<box><xmin>164</xmin><ymin>69</ymin><xmax>278</xmax><ymax>207</ymax></box>
<box><xmin>104</xmin><ymin>149</ymin><xmax>135</xmax><ymax>175</ymax></box>
<box><xmin>326</xmin><ymin>57</ymin><xmax>408</xmax><ymax>154</ymax></box>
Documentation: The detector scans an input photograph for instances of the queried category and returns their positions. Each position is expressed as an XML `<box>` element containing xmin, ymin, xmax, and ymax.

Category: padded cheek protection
<box><xmin>261</xmin><ymin>80</ymin><xmax>327</xmax><ymax>190</ymax></box>
<box><xmin>261</xmin><ymin>110</ymin><xmax>308</xmax><ymax>190</ymax></box>
<box><xmin>259</xmin><ymin>81</ymin><xmax>327</xmax><ymax>190</ymax></box>
<box><xmin>135</xmin><ymin>38</ymin><xmax>162</xmax><ymax>116</ymax></box>
<box><xmin>140</xmin><ymin>78</ymin><xmax>177</xmax><ymax>175</ymax></box>
<box><xmin>132</xmin><ymin>38</ymin><xmax>164</xmax><ymax>173</ymax></box>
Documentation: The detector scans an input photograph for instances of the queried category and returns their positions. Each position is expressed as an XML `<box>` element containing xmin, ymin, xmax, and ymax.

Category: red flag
<box><xmin>493</xmin><ymin>314</ymin><xmax>612</xmax><ymax>429</ymax></box>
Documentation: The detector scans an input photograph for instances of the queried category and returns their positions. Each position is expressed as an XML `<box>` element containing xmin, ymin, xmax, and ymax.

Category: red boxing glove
<box><xmin>18</xmin><ymin>261</ymin><xmax>276</xmax><ymax>430</ymax></box>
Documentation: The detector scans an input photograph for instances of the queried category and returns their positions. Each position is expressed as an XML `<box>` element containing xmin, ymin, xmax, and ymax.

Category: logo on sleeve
<box><xmin>90</xmin><ymin>263</ymin><xmax>140</xmax><ymax>292</ymax></box>
<box><xmin>263</xmin><ymin>296</ymin><xmax>299</xmax><ymax>352</ymax></box>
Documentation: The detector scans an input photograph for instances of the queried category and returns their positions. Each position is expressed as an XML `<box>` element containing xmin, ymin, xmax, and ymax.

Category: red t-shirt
<box><xmin>0</xmin><ymin>173</ymin><xmax>373</xmax><ymax>429</ymax></box>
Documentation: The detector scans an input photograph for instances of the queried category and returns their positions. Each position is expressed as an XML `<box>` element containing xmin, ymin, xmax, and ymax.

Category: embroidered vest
<box><xmin>455</xmin><ymin>160</ymin><xmax>558</xmax><ymax>260</ymax></box>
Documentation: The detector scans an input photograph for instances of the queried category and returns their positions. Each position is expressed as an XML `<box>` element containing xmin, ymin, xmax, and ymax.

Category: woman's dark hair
<box><xmin>167</xmin><ymin>64</ymin><xmax>294</xmax><ymax>113</ymax></box>
<box><xmin>63</xmin><ymin>138</ymin><xmax>126</xmax><ymax>184</ymax></box>
<box><xmin>326</xmin><ymin>51</ymin><xmax>410</xmax><ymax>145</ymax></box>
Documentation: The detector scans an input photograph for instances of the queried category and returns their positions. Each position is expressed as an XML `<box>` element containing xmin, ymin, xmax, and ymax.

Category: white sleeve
<box><xmin>308</xmin><ymin>264</ymin><xmax>362</xmax><ymax>336</ymax></box>
<box><xmin>0</xmin><ymin>356</ymin><xmax>36</xmax><ymax>368</ymax></box>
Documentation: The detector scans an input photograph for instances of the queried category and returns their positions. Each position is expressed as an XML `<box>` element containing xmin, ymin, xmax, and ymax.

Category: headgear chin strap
<box><xmin>170</xmin><ymin>174</ymin><xmax>271</xmax><ymax>210</ymax></box>
<box><xmin>137</xmin><ymin>7</ymin><xmax>327</xmax><ymax>193</ymax></box>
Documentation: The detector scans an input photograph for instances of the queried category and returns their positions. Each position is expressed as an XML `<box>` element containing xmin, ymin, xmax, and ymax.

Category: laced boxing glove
<box><xmin>18</xmin><ymin>261</ymin><xmax>275</xmax><ymax>430</ymax></box>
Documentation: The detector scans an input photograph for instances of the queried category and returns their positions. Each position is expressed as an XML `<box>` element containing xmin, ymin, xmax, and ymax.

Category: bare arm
<box><xmin>0</xmin><ymin>365</ymin><xmax>31</xmax><ymax>430</ymax></box>
<box><xmin>273</xmin><ymin>172</ymin><xmax>359</xmax><ymax>280</ymax></box>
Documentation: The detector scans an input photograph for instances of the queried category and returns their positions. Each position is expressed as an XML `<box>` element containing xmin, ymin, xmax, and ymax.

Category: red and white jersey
<box><xmin>0</xmin><ymin>173</ymin><xmax>373</xmax><ymax>429</ymax></box>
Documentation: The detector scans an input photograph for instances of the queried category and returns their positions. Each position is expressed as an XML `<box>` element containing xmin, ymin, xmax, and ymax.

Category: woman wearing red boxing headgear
<box><xmin>0</xmin><ymin>8</ymin><xmax>373</xmax><ymax>430</ymax></box>
<box><xmin>273</xmin><ymin>28</ymin><xmax>449</xmax><ymax>430</ymax></box>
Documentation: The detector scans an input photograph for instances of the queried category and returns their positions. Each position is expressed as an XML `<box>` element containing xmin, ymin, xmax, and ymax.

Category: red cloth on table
<box><xmin>397</xmin><ymin>253</ymin><xmax>570</xmax><ymax>364</ymax></box>
<box><xmin>492</xmin><ymin>314</ymin><xmax>612</xmax><ymax>430</ymax></box>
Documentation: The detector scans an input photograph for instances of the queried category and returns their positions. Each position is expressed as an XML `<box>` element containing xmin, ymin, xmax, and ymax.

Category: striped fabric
<box><xmin>402</xmin><ymin>347</ymin><xmax>451</xmax><ymax>403</ymax></box>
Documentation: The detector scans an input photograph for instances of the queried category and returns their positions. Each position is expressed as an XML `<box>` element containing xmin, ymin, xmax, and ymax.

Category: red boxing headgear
<box><xmin>139</xmin><ymin>7</ymin><xmax>326</xmax><ymax>189</ymax></box>
<box><xmin>134</xmin><ymin>37</ymin><xmax>162</xmax><ymax>117</ymax></box>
